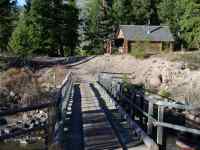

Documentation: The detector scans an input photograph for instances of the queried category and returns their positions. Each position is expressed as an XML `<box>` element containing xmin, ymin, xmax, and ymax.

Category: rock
<box><xmin>9</xmin><ymin>91</ymin><xmax>15</xmax><ymax>97</ymax></box>
<box><xmin>149</xmin><ymin>76</ymin><xmax>162</xmax><ymax>88</ymax></box>
<box><xmin>176</xmin><ymin>62</ymin><xmax>186</xmax><ymax>70</ymax></box>
<box><xmin>149</xmin><ymin>70</ymin><xmax>162</xmax><ymax>88</ymax></box>
<box><xmin>22</xmin><ymin>113</ymin><xmax>29</xmax><ymax>121</ymax></box>
<box><xmin>4</xmin><ymin>128</ymin><xmax>10</xmax><ymax>134</ymax></box>
<box><xmin>152</xmin><ymin>59</ymin><xmax>157</xmax><ymax>63</ymax></box>
<box><xmin>19</xmin><ymin>139</ymin><xmax>28</xmax><ymax>145</ymax></box>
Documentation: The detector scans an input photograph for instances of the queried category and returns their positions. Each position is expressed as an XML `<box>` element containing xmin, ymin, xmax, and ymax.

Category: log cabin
<box><xmin>105</xmin><ymin>25</ymin><xmax>175</xmax><ymax>54</ymax></box>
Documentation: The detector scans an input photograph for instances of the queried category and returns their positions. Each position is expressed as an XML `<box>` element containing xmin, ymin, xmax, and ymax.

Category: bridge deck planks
<box><xmin>63</xmin><ymin>82</ymin><xmax>147</xmax><ymax>150</ymax></box>
<box><xmin>80</xmin><ymin>83</ymin><xmax>122</xmax><ymax>150</ymax></box>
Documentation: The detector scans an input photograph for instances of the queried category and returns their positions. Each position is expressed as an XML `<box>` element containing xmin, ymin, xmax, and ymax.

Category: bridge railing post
<box><xmin>157</xmin><ymin>106</ymin><xmax>166</xmax><ymax>150</ymax></box>
<box><xmin>147</xmin><ymin>102</ymin><xmax>154</xmax><ymax>136</ymax></box>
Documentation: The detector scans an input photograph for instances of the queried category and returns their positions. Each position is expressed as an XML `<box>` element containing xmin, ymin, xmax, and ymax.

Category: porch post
<box><xmin>109</xmin><ymin>40</ymin><xmax>112</xmax><ymax>54</ymax></box>
<box><xmin>170</xmin><ymin>42</ymin><xmax>174</xmax><ymax>51</ymax></box>
<box><xmin>123</xmin><ymin>40</ymin><xmax>128</xmax><ymax>54</ymax></box>
<box><xmin>160</xmin><ymin>42</ymin><xmax>163</xmax><ymax>51</ymax></box>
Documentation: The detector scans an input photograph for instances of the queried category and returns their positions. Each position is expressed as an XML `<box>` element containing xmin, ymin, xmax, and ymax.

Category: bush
<box><xmin>131</xmin><ymin>48</ymin><xmax>146</xmax><ymax>59</ymax></box>
<box><xmin>158</xmin><ymin>88</ymin><xmax>171</xmax><ymax>98</ymax></box>
<box><xmin>77</xmin><ymin>49</ymin><xmax>95</xmax><ymax>56</ymax></box>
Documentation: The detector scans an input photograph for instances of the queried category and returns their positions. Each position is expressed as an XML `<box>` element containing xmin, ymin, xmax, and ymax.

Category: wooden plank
<box><xmin>81</xmin><ymin>84</ymin><xmax>123</xmax><ymax>150</ymax></box>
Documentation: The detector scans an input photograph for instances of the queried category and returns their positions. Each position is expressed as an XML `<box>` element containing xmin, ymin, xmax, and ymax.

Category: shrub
<box><xmin>158</xmin><ymin>88</ymin><xmax>171</xmax><ymax>98</ymax></box>
<box><xmin>131</xmin><ymin>48</ymin><xmax>146</xmax><ymax>59</ymax></box>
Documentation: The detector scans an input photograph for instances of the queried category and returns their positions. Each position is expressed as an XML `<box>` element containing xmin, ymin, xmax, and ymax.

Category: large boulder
<box><xmin>149</xmin><ymin>74</ymin><xmax>162</xmax><ymax>88</ymax></box>
<box><xmin>148</xmin><ymin>68</ymin><xmax>163</xmax><ymax>88</ymax></box>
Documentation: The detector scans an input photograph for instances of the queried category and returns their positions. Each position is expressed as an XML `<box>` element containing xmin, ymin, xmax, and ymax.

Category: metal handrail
<box><xmin>98</xmin><ymin>72</ymin><xmax>200</xmax><ymax>148</ymax></box>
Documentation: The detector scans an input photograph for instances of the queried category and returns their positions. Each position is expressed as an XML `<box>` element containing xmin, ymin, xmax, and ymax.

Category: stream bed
<box><xmin>0</xmin><ymin>140</ymin><xmax>45</xmax><ymax>150</ymax></box>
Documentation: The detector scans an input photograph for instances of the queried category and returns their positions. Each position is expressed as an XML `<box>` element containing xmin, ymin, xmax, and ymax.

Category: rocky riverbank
<box><xmin>0</xmin><ymin>65</ymin><xmax>67</xmax><ymax>148</ymax></box>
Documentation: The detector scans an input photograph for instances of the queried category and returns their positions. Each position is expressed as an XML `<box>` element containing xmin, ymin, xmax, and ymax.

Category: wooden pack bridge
<box><xmin>1</xmin><ymin>72</ymin><xmax>200</xmax><ymax>150</ymax></box>
<box><xmin>54</xmin><ymin>72</ymin><xmax>200</xmax><ymax>150</ymax></box>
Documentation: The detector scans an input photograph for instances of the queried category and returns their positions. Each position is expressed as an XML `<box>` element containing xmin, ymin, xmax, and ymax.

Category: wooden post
<box><xmin>141</xmin><ymin>94</ymin><xmax>145</xmax><ymax>126</ymax></box>
<box><xmin>147</xmin><ymin>102</ymin><xmax>154</xmax><ymax>135</ymax></box>
<box><xmin>123</xmin><ymin>40</ymin><xmax>129</xmax><ymax>54</ymax></box>
<box><xmin>160</xmin><ymin>42</ymin><xmax>163</xmax><ymax>51</ymax></box>
<box><xmin>109</xmin><ymin>40</ymin><xmax>112</xmax><ymax>54</ymax></box>
<box><xmin>138</xmin><ymin>94</ymin><xmax>144</xmax><ymax>125</ymax></box>
<box><xmin>131</xmin><ymin>92</ymin><xmax>136</xmax><ymax>120</ymax></box>
<box><xmin>157</xmin><ymin>106</ymin><xmax>166</xmax><ymax>150</ymax></box>
<box><xmin>170</xmin><ymin>42</ymin><xmax>174</xmax><ymax>51</ymax></box>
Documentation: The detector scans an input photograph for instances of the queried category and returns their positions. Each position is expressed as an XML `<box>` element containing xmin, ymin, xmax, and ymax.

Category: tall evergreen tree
<box><xmin>158</xmin><ymin>0</ymin><xmax>200</xmax><ymax>48</ymax></box>
<box><xmin>62</xmin><ymin>0</ymin><xmax>79</xmax><ymax>56</ymax></box>
<box><xmin>84</xmin><ymin>0</ymin><xmax>113</xmax><ymax>51</ymax></box>
<box><xmin>0</xmin><ymin>0</ymin><xmax>17</xmax><ymax>52</ymax></box>
<box><xmin>111</xmin><ymin>0</ymin><xmax>160</xmax><ymax>25</ymax></box>
<box><xmin>10</xmin><ymin>0</ymin><xmax>79</xmax><ymax>56</ymax></box>
<box><xmin>149</xmin><ymin>0</ymin><xmax>160</xmax><ymax>25</ymax></box>
<box><xmin>179</xmin><ymin>0</ymin><xmax>200</xmax><ymax>48</ymax></box>
<box><xmin>24</xmin><ymin>0</ymin><xmax>31</xmax><ymax>13</ymax></box>
<box><xmin>158</xmin><ymin>0</ymin><xmax>180</xmax><ymax>40</ymax></box>
<box><xmin>111</xmin><ymin>0</ymin><xmax>123</xmax><ymax>25</ymax></box>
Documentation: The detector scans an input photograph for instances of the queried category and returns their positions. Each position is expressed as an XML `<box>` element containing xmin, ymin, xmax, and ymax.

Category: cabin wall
<box><xmin>129</xmin><ymin>41</ymin><xmax>162</xmax><ymax>52</ymax></box>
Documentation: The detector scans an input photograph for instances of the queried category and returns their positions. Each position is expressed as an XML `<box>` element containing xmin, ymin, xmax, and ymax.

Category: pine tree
<box><xmin>158</xmin><ymin>0</ymin><xmax>179</xmax><ymax>38</ymax></box>
<box><xmin>0</xmin><ymin>0</ymin><xmax>17</xmax><ymax>52</ymax></box>
<box><xmin>9</xmin><ymin>14</ymin><xmax>33</xmax><ymax>56</ymax></box>
<box><xmin>158</xmin><ymin>0</ymin><xmax>200</xmax><ymax>48</ymax></box>
<box><xmin>84</xmin><ymin>0</ymin><xmax>113</xmax><ymax>51</ymax></box>
<box><xmin>62</xmin><ymin>0</ymin><xmax>79</xmax><ymax>56</ymax></box>
<box><xmin>10</xmin><ymin>0</ymin><xmax>79</xmax><ymax>56</ymax></box>
<box><xmin>149</xmin><ymin>0</ymin><xmax>160</xmax><ymax>25</ymax></box>
<box><xmin>124</xmin><ymin>0</ymin><xmax>151</xmax><ymax>24</ymax></box>
<box><xmin>178</xmin><ymin>0</ymin><xmax>200</xmax><ymax>48</ymax></box>
<box><xmin>24</xmin><ymin>0</ymin><xmax>31</xmax><ymax>13</ymax></box>
<box><xmin>111</xmin><ymin>0</ymin><xmax>123</xmax><ymax>25</ymax></box>
<box><xmin>112</xmin><ymin>0</ymin><xmax>160</xmax><ymax>25</ymax></box>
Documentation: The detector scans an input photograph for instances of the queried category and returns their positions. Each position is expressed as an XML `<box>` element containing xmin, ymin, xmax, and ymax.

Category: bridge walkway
<box><xmin>62</xmin><ymin>80</ymin><xmax>147</xmax><ymax>150</ymax></box>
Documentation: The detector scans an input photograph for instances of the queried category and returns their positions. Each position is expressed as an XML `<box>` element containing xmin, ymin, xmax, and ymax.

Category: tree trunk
<box><xmin>60</xmin><ymin>46</ymin><xmax>64</xmax><ymax>57</ymax></box>
<box><xmin>70</xmin><ymin>47</ymin><xmax>74</xmax><ymax>56</ymax></box>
